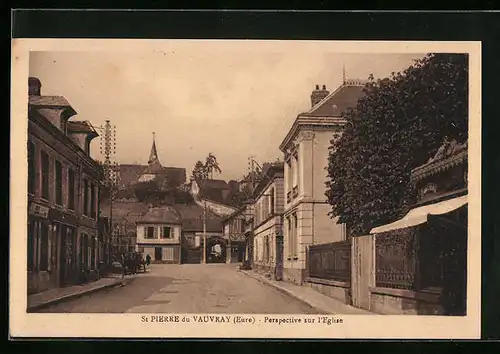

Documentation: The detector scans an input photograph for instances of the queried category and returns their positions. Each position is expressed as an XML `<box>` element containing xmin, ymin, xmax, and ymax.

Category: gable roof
<box><xmin>304</xmin><ymin>80</ymin><xmax>366</xmax><ymax>117</ymax></box>
<box><xmin>173</xmin><ymin>203</ymin><xmax>223</xmax><ymax>232</ymax></box>
<box><xmin>67</xmin><ymin>121</ymin><xmax>99</xmax><ymax>138</ymax></box>
<box><xmin>279</xmin><ymin>80</ymin><xmax>367</xmax><ymax>152</ymax></box>
<box><xmin>29</xmin><ymin>95</ymin><xmax>73</xmax><ymax>108</ymax></box>
<box><xmin>193</xmin><ymin>179</ymin><xmax>236</xmax><ymax>206</ymax></box>
<box><xmin>137</xmin><ymin>206</ymin><xmax>182</xmax><ymax>224</ymax></box>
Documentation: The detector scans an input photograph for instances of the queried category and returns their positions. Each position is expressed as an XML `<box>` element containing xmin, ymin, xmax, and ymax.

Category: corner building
<box><xmin>27</xmin><ymin>77</ymin><xmax>103</xmax><ymax>295</ymax></box>
<box><xmin>279</xmin><ymin>81</ymin><xmax>366</xmax><ymax>285</ymax></box>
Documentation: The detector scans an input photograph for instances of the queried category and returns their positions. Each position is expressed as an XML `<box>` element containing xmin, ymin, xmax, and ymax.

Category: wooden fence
<box><xmin>307</xmin><ymin>239</ymin><xmax>351</xmax><ymax>283</ymax></box>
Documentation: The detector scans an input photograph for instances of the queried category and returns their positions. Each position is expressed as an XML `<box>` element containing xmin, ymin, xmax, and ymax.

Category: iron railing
<box><xmin>308</xmin><ymin>239</ymin><xmax>351</xmax><ymax>283</ymax></box>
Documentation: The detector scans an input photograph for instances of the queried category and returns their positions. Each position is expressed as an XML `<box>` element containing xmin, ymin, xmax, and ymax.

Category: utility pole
<box><xmin>98</xmin><ymin>120</ymin><xmax>118</xmax><ymax>262</ymax></box>
<box><xmin>203</xmin><ymin>198</ymin><xmax>207</xmax><ymax>264</ymax></box>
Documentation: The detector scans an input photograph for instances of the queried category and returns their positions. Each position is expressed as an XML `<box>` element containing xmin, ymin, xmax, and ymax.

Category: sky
<box><xmin>29</xmin><ymin>44</ymin><xmax>426</xmax><ymax>181</ymax></box>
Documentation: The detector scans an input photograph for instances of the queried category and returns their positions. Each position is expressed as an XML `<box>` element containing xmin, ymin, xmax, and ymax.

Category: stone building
<box><xmin>135</xmin><ymin>206</ymin><xmax>182</xmax><ymax>264</ymax></box>
<box><xmin>27</xmin><ymin>77</ymin><xmax>103</xmax><ymax>295</ymax></box>
<box><xmin>279</xmin><ymin>80</ymin><xmax>366</xmax><ymax>285</ymax></box>
<box><xmin>251</xmin><ymin>162</ymin><xmax>285</xmax><ymax>280</ymax></box>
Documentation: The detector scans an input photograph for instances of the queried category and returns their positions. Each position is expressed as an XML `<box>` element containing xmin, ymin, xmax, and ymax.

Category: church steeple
<box><xmin>148</xmin><ymin>132</ymin><xmax>160</xmax><ymax>165</ymax></box>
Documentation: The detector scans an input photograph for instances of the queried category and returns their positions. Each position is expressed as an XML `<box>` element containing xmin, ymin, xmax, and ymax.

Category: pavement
<box><xmin>239</xmin><ymin>269</ymin><xmax>372</xmax><ymax>315</ymax></box>
<box><xmin>34</xmin><ymin>264</ymin><xmax>319</xmax><ymax>313</ymax></box>
<box><xmin>30</xmin><ymin>264</ymin><xmax>372</xmax><ymax>314</ymax></box>
<box><xmin>27</xmin><ymin>273</ymin><xmax>137</xmax><ymax>312</ymax></box>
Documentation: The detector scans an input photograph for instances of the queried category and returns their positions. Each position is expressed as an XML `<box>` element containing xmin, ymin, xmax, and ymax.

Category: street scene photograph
<box><xmin>24</xmin><ymin>42</ymin><xmax>469</xmax><ymax>317</ymax></box>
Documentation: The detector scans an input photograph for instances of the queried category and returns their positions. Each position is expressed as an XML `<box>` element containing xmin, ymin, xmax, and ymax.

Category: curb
<box><xmin>239</xmin><ymin>270</ymin><xmax>333</xmax><ymax>314</ymax></box>
<box><xmin>27</xmin><ymin>275</ymin><xmax>137</xmax><ymax>312</ymax></box>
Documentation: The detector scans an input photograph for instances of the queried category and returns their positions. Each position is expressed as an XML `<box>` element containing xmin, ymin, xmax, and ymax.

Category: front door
<box><xmin>275</xmin><ymin>235</ymin><xmax>284</xmax><ymax>280</ymax></box>
<box><xmin>154</xmin><ymin>247</ymin><xmax>162</xmax><ymax>262</ymax></box>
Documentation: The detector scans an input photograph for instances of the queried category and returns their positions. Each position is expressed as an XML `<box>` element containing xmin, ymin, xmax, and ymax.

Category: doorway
<box><xmin>275</xmin><ymin>235</ymin><xmax>284</xmax><ymax>280</ymax></box>
<box><xmin>154</xmin><ymin>247</ymin><xmax>162</xmax><ymax>262</ymax></box>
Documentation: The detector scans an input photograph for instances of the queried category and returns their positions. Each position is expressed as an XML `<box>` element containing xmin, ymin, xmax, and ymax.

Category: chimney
<box><xmin>28</xmin><ymin>77</ymin><xmax>42</xmax><ymax>96</ymax></box>
<box><xmin>310</xmin><ymin>84</ymin><xmax>329</xmax><ymax>107</ymax></box>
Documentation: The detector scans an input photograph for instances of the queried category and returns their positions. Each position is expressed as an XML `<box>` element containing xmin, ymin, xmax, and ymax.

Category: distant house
<box><xmin>100</xmin><ymin>200</ymin><xmax>150</xmax><ymax>254</ymax></box>
<box><xmin>135</xmin><ymin>206</ymin><xmax>182</xmax><ymax>264</ymax></box>
<box><xmin>174</xmin><ymin>203</ymin><xmax>224</xmax><ymax>264</ymax></box>
<box><xmin>279</xmin><ymin>80</ymin><xmax>366</xmax><ymax>285</ymax></box>
<box><xmin>190</xmin><ymin>179</ymin><xmax>238</xmax><ymax>217</ymax></box>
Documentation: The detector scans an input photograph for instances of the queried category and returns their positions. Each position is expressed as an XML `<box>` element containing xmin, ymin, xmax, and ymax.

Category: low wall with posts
<box><xmin>306</xmin><ymin>239</ymin><xmax>352</xmax><ymax>304</ymax></box>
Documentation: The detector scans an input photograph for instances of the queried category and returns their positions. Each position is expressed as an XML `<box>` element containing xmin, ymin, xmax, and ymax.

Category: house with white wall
<box><xmin>135</xmin><ymin>206</ymin><xmax>182</xmax><ymax>264</ymax></box>
<box><xmin>251</xmin><ymin>162</ymin><xmax>285</xmax><ymax>280</ymax></box>
<box><xmin>278</xmin><ymin>81</ymin><xmax>366</xmax><ymax>285</ymax></box>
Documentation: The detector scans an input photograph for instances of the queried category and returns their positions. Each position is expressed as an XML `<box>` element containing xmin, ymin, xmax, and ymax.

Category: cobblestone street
<box><xmin>38</xmin><ymin>264</ymin><xmax>320</xmax><ymax>314</ymax></box>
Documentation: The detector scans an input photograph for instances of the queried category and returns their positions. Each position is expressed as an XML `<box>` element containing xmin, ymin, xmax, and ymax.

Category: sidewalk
<box><xmin>239</xmin><ymin>270</ymin><xmax>372</xmax><ymax>315</ymax></box>
<box><xmin>27</xmin><ymin>274</ymin><xmax>136</xmax><ymax>312</ymax></box>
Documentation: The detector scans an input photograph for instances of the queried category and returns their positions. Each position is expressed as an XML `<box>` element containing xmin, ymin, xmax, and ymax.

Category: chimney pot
<box><xmin>28</xmin><ymin>77</ymin><xmax>42</xmax><ymax>96</ymax></box>
<box><xmin>310</xmin><ymin>84</ymin><xmax>330</xmax><ymax>108</ymax></box>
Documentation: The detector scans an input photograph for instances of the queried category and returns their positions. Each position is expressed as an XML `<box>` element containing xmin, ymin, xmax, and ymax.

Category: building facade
<box><xmin>221</xmin><ymin>205</ymin><xmax>249</xmax><ymax>264</ymax></box>
<box><xmin>27</xmin><ymin>77</ymin><xmax>103</xmax><ymax>295</ymax></box>
<box><xmin>251</xmin><ymin>163</ymin><xmax>285</xmax><ymax>279</ymax></box>
<box><xmin>135</xmin><ymin>206</ymin><xmax>182</xmax><ymax>264</ymax></box>
<box><xmin>278</xmin><ymin>81</ymin><xmax>366</xmax><ymax>285</ymax></box>
<box><xmin>175</xmin><ymin>203</ymin><xmax>224</xmax><ymax>264</ymax></box>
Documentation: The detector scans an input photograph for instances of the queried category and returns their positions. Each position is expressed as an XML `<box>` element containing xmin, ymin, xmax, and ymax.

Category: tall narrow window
<box><xmin>287</xmin><ymin>217</ymin><xmax>292</xmax><ymax>257</ymax></box>
<box><xmin>146</xmin><ymin>226</ymin><xmax>155</xmax><ymax>239</ymax></box>
<box><xmin>270</xmin><ymin>188</ymin><xmax>275</xmax><ymax>215</ymax></box>
<box><xmin>292</xmin><ymin>155</ymin><xmax>298</xmax><ymax>188</ymax></box>
<box><xmin>68</xmin><ymin>169</ymin><xmax>75</xmax><ymax>210</ymax></box>
<box><xmin>39</xmin><ymin>224</ymin><xmax>49</xmax><ymax>271</ymax></box>
<box><xmin>83</xmin><ymin>179</ymin><xmax>89</xmax><ymax>216</ymax></box>
<box><xmin>91</xmin><ymin>236</ymin><xmax>96</xmax><ymax>269</ymax></box>
<box><xmin>41</xmin><ymin>151</ymin><xmax>50</xmax><ymax>200</ymax></box>
<box><xmin>28</xmin><ymin>142</ymin><xmax>36</xmax><ymax>195</ymax></box>
<box><xmin>292</xmin><ymin>213</ymin><xmax>298</xmax><ymax>257</ymax></box>
<box><xmin>161</xmin><ymin>226</ymin><xmax>171</xmax><ymax>239</ymax></box>
<box><xmin>55</xmin><ymin>161</ymin><xmax>63</xmax><ymax>205</ymax></box>
<box><xmin>27</xmin><ymin>221</ymin><xmax>35</xmax><ymax>271</ymax></box>
<box><xmin>90</xmin><ymin>183</ymin><xmax>96</xmax><ymax>218</ymax></box>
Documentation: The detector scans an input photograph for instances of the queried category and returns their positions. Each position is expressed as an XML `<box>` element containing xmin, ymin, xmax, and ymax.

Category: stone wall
<box><xmin>306</xmin><ymin>277</ymin><xmax>351</xmax><ymax>304</ymax></box>
<box><xmin>369</xmin><ymin>287</ymin><xmax>444</xmax><ymax>315</ymax></box>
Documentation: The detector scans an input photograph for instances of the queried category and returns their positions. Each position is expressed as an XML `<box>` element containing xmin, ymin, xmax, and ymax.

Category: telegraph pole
<box><xmin>203</xmin><ymin>198</ymin><xmax>207</xmax><ymax>264</ymax></box>
<box><xmin>98</xmin><ymin>120</ymin><xmax>118</xmax><ymax>260</ymax></box>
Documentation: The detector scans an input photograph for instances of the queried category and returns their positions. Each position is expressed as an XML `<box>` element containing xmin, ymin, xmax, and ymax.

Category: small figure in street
<box><xmin>146</xmin><ymin>254</ymin><xmax>151</xmax><ymax>269</ymax></box>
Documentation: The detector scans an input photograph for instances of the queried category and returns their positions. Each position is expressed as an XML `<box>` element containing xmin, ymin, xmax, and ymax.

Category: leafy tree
<box><xmin>191</xmin><ymin>160</ymin><xmax>208</xmax><ymax>181</ymax></box>
<box><xmin>325</xmin><ymin>53</ymin><xmax>468</xmax><ymax>236</ymax></box>
<box><xmin>133</xmin><ymin>180</ymin><xmax>166</xmax><ymax>203</ymax></box>
<box><xmin>205</xmin><ymin>153</ymin><xmax>222</xmax><ymax>179</ymax></box>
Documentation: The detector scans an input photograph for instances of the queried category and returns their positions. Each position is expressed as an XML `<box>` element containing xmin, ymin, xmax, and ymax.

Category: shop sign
<box><xmin>29</xmin><ymin>202</ymin><xmax>49</xmax><ymax>218</ymax></box>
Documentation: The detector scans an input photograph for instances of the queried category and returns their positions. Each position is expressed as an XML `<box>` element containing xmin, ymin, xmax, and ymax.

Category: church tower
<box><xmin>138</xmin><ymin>132</ymin><xmax>163</xmax><ymax>182</ymax></box>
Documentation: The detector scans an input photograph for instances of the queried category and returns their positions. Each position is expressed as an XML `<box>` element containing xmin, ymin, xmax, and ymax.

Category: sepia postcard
<box><xmin>10</xmin><ymin>39</ymin><xmax>481</xmax><ymax>339</ymax></box>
